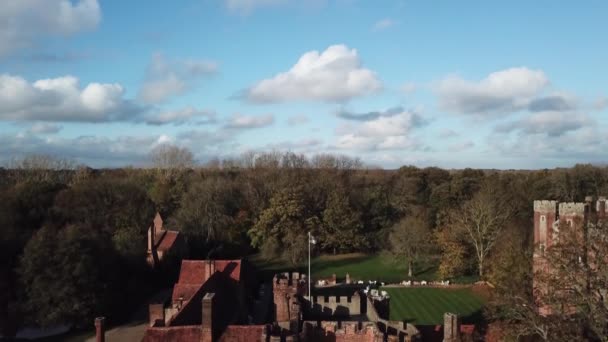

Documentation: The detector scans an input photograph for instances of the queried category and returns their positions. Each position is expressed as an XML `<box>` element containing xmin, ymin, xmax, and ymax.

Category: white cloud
<box><xmin>0</xmin><ymin>0</ymin><xmax>101</xmax><ymax>56</ymax></box>
<box><xmin>436</xmin><ymin>67</ymin><xmax>549</xmax><ymax>115</ymax></box>
<box><xmin>373</xmin><ymin>18</ymin><xmax>395</xmax><ymax>31</ymax></box>
<box><xmin>246</xmin><ymin>44</ymin><xmax>381</xmax><ymax>103</ymax></box>
<box><xmin>334</xmin><ymin>110</ymin><xmax>423</xmax><ymax>151</ymax></box>
<box><xmin>145</xmin><ymin>107</ymin><xmax>216</xmax><ymax>125</ymax></box>
<box><xmin>225</xmin><ymin>113</ymin><xmax>274</xmax><ymax>129</ymax></box>
<box><xmin>439</xmin><ymin>129</ymin><xmax>459</xmax><ymax>139</ymax></box>
<box><xmin>138</xmin><ymin>53</ymin><xmax>217</xmax><ymax>104</ymax></box>
<box><xmin>495</xmin><ymin>111</ymin><xmax>593</xmax><ymax>137</ymax></box>
<box><xmin>27</xmin><ymin>122</ymin><xmax>63</xmax><ymax>134</ymax></box>
<box><xmin>0</xmin><ymin>74</ymin><xmax>143</xmax><ymax>122</ymax></box>
<box><xmin>224</xmin><ymin>0</ymin><xmax>288</xmax><ymax>13</ymax></box>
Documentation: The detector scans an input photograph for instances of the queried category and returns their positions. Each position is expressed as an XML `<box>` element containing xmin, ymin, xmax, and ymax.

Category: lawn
<box><xmin>381</xmin><ymin>287</ymin><xmax>486</xmax><ymax>325</ymax></box>
<box><xmin>250</xmin><ymin>253</ymin><xmax>478</xmax><ymax>284</ymax></box>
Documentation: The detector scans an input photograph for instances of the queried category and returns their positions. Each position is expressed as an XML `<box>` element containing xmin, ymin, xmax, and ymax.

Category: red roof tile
<box><xmin>156</xmin><ymin>230</ymin><xmax>180</xmax><ymax>252</ymax></box>
<box><xmin>177</xmin><ymin>260</ymin><xmax>242</xmax><ymax>285</ymax></box>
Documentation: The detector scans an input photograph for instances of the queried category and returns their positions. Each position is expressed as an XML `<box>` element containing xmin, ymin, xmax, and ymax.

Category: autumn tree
<box><xmin>248</xmin><ymin>186</ymin><xmax>318</xmax><ymax>265</ymax></box>
<box><xmin>320</xmin><ymin>186</ymin><xmax>367</xmax><ymax>253</ymax></box>
<box><xmin>388</xmin><ymin>214</ymin><xmax>430</xmax><ymax>277</ymax></box>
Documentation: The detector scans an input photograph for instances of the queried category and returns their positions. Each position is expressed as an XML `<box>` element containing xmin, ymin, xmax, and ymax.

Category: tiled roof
<box><xmin>156</xmin><ymin>230</ymin><xmax>180</xmax><ymax>252</ymax></box>
<box><xmin>177</xmin><ymin>260</ymin><xmax>242</xmax><ymax>284</ymax></box>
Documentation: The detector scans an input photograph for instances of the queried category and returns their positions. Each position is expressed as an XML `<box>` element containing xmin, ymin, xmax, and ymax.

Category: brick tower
<box><xmin>273</xmin><ymin>272</ymin><xmax>306</xmax><ymax>331</ymax></box>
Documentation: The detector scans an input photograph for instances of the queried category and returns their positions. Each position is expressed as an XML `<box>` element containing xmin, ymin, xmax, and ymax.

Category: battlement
<box><xmin>273</xmin><ymin>272</ymin><xmax>306</xmax><ymax>289</ymax></box>
<box><xmin>534</xmin><ymin>200</ymin><xmax>557</xmax><ymax>213</ymax></box>
<box><xmin>558</xmin><ymin>202</ymin><xmax>585</xmax><ymax>216</ymax></box>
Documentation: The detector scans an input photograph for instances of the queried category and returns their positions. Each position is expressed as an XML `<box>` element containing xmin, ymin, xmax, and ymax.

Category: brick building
<box><xmin>146</xmin><ymin>212</ymin><xmax>186</xmax><ymax>267</ymax></box>
<box><xmin>532</xmin><ymin>196</ymin><xmax>607</xmax><ymax>315</ymax></box>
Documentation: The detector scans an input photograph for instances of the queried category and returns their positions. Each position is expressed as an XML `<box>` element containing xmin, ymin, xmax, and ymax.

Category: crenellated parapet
<box><xmin>558</xmin><ymin>202</ymin><xmax>585</xmax><ymax>216</ymax></box>
<box><xmin>534</xmin><ymin>200</ymin><xmax>557</xmax><ymax>213</ymax></box>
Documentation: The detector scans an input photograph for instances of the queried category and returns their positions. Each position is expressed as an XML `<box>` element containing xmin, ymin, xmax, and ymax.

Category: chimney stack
<box><xmin>154</xmin><ymin>212</ymin><xmax>163</xmax><ymax>235</ymax></box>
<box><xmin>443</xmin><ymin>313</ymin><xmax>460</xmax><ymax>342</ymax></box>
<box><xmin>147</xmin><ymin>226</ymin><xmax>154</xmax><ymax>252</ymax></box>
<box><xmin>94</xmin><ymin>317</ymin><xmax>105</xmax><ymax>342</ymax></box>
<box><xmin>205</xmin><ymin>260</ymin><xmax>216</xmax><ymax>283</ymax></box>
<box><xmin>202</xmin><ymin>293</ymin><xmax>215</xmax><ymax>342</ymax></box>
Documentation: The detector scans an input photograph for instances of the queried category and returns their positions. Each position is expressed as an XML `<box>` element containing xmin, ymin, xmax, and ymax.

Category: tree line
<box><xmin>1</xmin><ymin>150</ymin><xmax>607</xmax><ymax>339</ymax></box>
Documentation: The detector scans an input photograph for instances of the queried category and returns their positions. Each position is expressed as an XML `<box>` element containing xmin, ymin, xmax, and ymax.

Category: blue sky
<box><xmin>1</xmin><ymin>0</ymin><xmax>606</xmax><ymax>168</ymax></box>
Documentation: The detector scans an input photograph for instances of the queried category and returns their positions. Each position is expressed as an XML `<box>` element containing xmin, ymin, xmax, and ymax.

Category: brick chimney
<box><xmin>147</xmin><ymin>226</ymin><xmax>155</xmax><ymax>252</ymax></box>
<box><xmin>94</xmin><ymin>317</ymin><xmax>105</xmax><ymax>342</ymax></box>
<box><xmin>149</xmin><ymin>303</ymin><xmax>165</xmax><ymax>327</ymax></box>
<box><xmin>154</xmin><ymin>212</ymin><xmax>163</xmax><ymax>235</ymax></box>
<box><xmin>202</xmin><ymin>293</ymin><xmax>215</xmax><ymax>342</ymax></box>
<box><xmin>443</xmin><ymin>313</ymin><xmax>460</xmax><ymax>342</ymax></box>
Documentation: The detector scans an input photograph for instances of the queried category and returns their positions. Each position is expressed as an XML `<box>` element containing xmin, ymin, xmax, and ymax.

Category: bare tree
<box><xmin>149</xmin><ymin>144</ymin><xmax>194</xmax><ymax>179</ymax></box>
<box><xmin>450</xmin><ymin>182</ymin><xmax>513</xmax><ymax>277</ymax></box>
<box><xmin>8</xmin><ymin>154</ymin><xmax>76</xmax><ymax>183</ymax></box>
<box><xmin>388</xmin><ymin>214</ymin><xmax>430</xmax><ymax>277</ymax></box>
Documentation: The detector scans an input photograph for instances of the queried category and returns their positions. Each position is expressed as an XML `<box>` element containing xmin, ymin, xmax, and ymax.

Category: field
<box><xmin>381</xmin><ymin>287</ymin><xmax>486</xmax><ymax>325</ymax></box>
<box><xmin>250</xmin><ymin>253</ymin><xmax>479</xmax><ymax>284</ymax></box>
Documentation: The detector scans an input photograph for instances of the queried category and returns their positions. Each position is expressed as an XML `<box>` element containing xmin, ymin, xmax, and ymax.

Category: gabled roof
<box><xmin>177</xmin><ymin>260</ymin><xmax>242</xmax><ymax>284</ymax></box>
<box><xmin>156</xmin><ymin>230</ymin><xmax>180</xmax><ymax>252</ymax></box>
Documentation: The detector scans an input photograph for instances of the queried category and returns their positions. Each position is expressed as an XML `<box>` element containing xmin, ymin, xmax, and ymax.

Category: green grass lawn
<box><xmin>250</xmin><ymin>253</ymin><xmax>479</xmax><ymax>284</ymax></box>
<box><xmin>382</xmin><ymin>287</ymin><xmax>485</xmax><ymax>325</ymax></box>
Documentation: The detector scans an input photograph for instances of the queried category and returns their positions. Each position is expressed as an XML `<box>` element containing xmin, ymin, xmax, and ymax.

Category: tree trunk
<box><xmin>408</xmin><ymin>260</ymin><xmax>413</xmax><ymax>278</ymax></box>
<box><xmin>478</xmin><ymin>260</ymin><xmax>484</xmax><ymax>277</ymax></box>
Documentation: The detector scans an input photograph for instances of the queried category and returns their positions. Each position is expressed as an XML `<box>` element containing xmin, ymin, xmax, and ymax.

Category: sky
<box><xmin>0</xmin><ymin>0</ymin><xmax>607</xmax><ymax>169</ymax></box>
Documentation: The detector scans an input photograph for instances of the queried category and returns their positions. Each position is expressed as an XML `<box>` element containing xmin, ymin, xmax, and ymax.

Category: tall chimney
<box><xmin>205</xmin><ymin>260</ymin><xmax>215</xmax><ymax>283</ymax></box>
<box><xmin>443</xmin><ymin>313</ymin><xmax>460</xmax><ymax>342</ymax></box>
<box><xmin>94</xmin><ymin>317</ymin><xmax>105</xmax><ymax>342</ymax></box>
<box><xmin>202</xmin><ymin>293</ymin><xmax>215</xmax><ymax>342</ymax></box>
<box><xmin>147</xmin><ymin>226</ymin><xmax>154</xmax><ymax>252</ymax></box>
<box><xmin>154</xmin><ymin>212</ymin><xmax>163</xmax><ymax>235</ymax></box>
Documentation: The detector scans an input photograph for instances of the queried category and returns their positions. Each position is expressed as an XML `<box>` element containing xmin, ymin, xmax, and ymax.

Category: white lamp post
<box><xmin>308</xmin><ymin>231</ymin><xmax>316</xmax><ymax>308</ymax></box>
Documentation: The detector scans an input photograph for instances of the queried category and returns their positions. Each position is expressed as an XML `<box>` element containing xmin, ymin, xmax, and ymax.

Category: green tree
<box><xmin>19</xmin><ymin>225</ymin><xmax>120</xmax><ymax>328</ymax></box>
<box><xmin>388</xmin><ymin>214</ymin><xmax>430</xmax><ymax>277</ymax></box>
<box><xmin>321</xmin><ymin>186</ymin><xmax>367</xmax><ymax>253</ymax></box>
<box><xmin>248</xmin><ymin>186</ymin><xmax>318</xmax><ymax>265</ymax></box>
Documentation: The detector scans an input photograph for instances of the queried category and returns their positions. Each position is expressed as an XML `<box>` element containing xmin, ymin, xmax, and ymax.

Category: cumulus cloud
<box><xmin>0</xmin><ymin>74</ymin><xmax>144</xmax><ymax>122</ymax></box>
<box><xmin>138</xmin><ymin>53</ymin><xmax>218</xmax><ymax>104</ymax></box>
<box><xmin>145</xmin><ymin>107</ymin><xmax>216</xmax><ymax>125</ymax></box>
<box><xmin>27</xmin><ymin>122</ymin><xmax>63</xmax><ymax>134</ymax></box>
<box><xmin>0</xmin><ymin>0</ymin><xmax>101</xmax><ymax>57</ymax></box>
<box><xmin>401</xmin><ymin>82</ymin><xmax>417</xmax><ymax>95</ymax></box>
<box><xmin>245</xmin><ymin>44</ymin><xmax>381</xmax><ymax>103</ymax></box>
<box><xmin>528</xmin><ymin>94</ymin><xmax>577</xmax><ymax>112</ymax></box>
<box><xmin>593</xmin><ymin>96</ymin><xmax>608</xmax><ymax>111</ymax></box>
<box><xmin>336</xmin><ymin>106</ymin><xmax>410</xmax><ymax>121</ymax></box>
<box><xmin>495</xmin><ymin>111</ymin><xmax>593</xmax><ymax>137</ymax></box>
<box><xmin>334</xmin><ymin>110</ymin><xmax>424</xmax><ymax>151</ymax></box>
<box><xmin>224</xmin><ymin>113</ymin><xmax>274</xmax><ymax>129</ymax></box>
<box><xmin>265</xmin><ymin>138</ymin><xmax>322</xmax><ymax>150</ymax></box>
<box><xmin>436</xmin><ymin>67</ymin><xmax>549</xmax><ymax>115</ymax></box>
